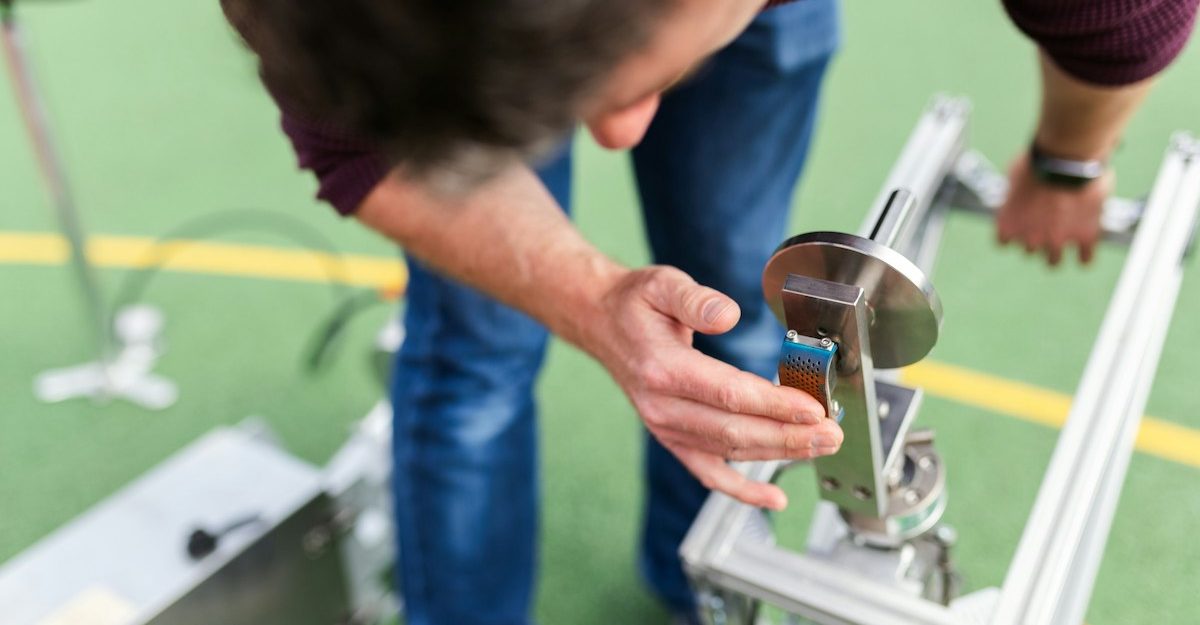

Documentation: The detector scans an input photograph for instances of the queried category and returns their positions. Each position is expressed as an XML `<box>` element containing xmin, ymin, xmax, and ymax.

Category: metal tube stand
<box><xmin>2</xmin><ymin>0</ymin><xmax>175</xmax><ymax>409</ymax></box>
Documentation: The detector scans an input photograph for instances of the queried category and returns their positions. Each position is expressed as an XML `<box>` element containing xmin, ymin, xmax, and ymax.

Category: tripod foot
<box><xmin>33</xmin><ymin>305</ymin><xmax>179</xmax><ymax>411</ymax></box>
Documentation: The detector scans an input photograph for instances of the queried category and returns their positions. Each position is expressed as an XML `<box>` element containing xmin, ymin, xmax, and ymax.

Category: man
<box><xmin>222</xmin><ymin>0</ymin><xmax>1197</xmax><ymax>623</ymax></box>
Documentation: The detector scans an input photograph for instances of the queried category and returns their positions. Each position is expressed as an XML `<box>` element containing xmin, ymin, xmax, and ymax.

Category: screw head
<box><xmin>820</xmin><ymin>337</ymin><xmax>833</xmax><ymax>348</ymax></box>
<box><xmin>786</xmin><ymin>330</ymin><xmax>800</xmax><ymax>342</ymax></box>
<box><xmin>935</xmin><ymin>525</ymin><xmax>959</xmax><ymax>547</ymax></box>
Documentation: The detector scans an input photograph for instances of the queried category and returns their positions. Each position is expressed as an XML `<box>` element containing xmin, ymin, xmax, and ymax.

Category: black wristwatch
<box><xmin>1029</xmin><ymin>143</ymin><xmax>1107</xmax><ymax>188</ymax></box>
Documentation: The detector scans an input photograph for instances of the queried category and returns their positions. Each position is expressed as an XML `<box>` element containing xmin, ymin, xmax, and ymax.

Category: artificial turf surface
<box><xmin>1</xmin><ymin>1</ymin><xmax>1197</xmax><ymax>623</ymax></box>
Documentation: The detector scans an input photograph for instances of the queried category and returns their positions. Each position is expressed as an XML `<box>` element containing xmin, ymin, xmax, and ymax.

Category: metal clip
<box><xmin>779</xmin><ymin>331</ymin><xmax>842</xmax><ymax>421</ymax></box>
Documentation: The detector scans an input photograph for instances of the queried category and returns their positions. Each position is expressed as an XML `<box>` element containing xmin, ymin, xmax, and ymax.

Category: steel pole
<box><xmin>1</xmin><ymin>1</ymin><xmax>115</xmax><ymax>376</ymax></box>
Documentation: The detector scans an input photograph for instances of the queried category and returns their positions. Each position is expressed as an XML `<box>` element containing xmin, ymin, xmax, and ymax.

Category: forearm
<box><xmin>356</xmin><ymin>163</ymin><xmax>845</xmax><ymax>510</ymax></box>
<box><xmin>356</xmin><ymin>165</ymin><xmax>624</xmax><ymax>359</ymax></box>
<box><xmin>1034</xmin><ymin>53</ymin><xmax>1152</xmax><ymax>160</ymax></box>
<box><xmin>1002</xmin><ymin>0</ymin><xmax>1198</xmax><ymax>158</ymax></box>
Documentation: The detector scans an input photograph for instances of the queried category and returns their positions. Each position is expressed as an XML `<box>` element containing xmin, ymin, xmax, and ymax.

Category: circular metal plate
<box><xmin>762</xmin><ymin>232</ymin><xmax>942</xmax><ymax>368</ymax></box>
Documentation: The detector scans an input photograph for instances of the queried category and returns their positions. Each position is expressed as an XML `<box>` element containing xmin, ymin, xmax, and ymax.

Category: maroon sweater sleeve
<box><xmin>278</xmin><ymin>110</ymin><xmax>391</xmax><ymax>216</ymax></box>
<box><xmin>1003</xmin><ymin>0</ymin><xmax>1199</xmax><ymax>86</ymax></box>
<box><xmin>277</xmin><ymin>0</ymin><xmax>1196</xmax><ymax>216</ymax></box>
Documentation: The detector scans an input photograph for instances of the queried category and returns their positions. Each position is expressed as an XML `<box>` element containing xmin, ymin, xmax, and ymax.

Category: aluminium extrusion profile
<box><xmin>681</xmin><ymin>97</ymin><xmax>1200</xmax><ymax>625</ymax></box>
<box><xmin>994</xmin><ymin>133</ymin><xmax>1200</xmax><ymax>625</ymax></box>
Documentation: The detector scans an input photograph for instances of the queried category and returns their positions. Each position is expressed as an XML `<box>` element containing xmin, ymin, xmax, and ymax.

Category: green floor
<box><xmin>1</xmin><ymin>1</ymin><xmax>1198</xmax><ymax>624</ymax></box>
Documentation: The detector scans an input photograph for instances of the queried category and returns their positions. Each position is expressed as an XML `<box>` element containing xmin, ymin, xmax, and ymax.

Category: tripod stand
<box><xmin>2</xmin><ymin>0</ymin><xmax>176</xmax><ymax>409</ymax></box>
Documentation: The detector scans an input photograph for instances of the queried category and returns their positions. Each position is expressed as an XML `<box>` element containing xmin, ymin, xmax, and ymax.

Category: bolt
<box><xmin>302</xmin><ymin>526</ymin><xmax>332</xmax><ymax>558</ymax></box>
<box><xmin>935</xmin><ymin>525</ymin><xmax>959</xmax><ymax>548</ymax></box>
<box><xmin>786</xmin><ymin>329</ymin><xmax>799</xmax><ymax>342</ymax></box>
<box><xmin>903</xmin><ymin>489</ymin><xmax>920</xmax><ymax>505</ymax></box>
<box><xmin>878</xmin><ymin>400</ymin><xmax>891</xmax><ymax>420</ymax></box>
<box><xmin>819</xmin><ymin>337</ymin><xmax>833</xmax><ymax>349</ymax></box>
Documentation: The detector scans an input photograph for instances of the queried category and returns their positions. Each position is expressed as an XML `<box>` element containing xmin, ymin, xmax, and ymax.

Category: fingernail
<box><xmin>702</xmin><ymin>299</ymin><xmax>731</xmax><ymax>324</ymax></box>
<box><xmin>812</xmin><ymin>445</ymin><xmax>840</xmax><ymax>458</ymax></box>
<box><xmin>812</xmin><ymin>435</ymin><xmax>840</xmax><ymax>449</ymax></box>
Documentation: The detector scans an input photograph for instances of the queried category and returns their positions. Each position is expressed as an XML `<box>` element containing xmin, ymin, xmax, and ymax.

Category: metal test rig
<box><xmin>681</xmin><ymin>96</ymin><xmax>1200</xmax><ymax>625</ymax></box>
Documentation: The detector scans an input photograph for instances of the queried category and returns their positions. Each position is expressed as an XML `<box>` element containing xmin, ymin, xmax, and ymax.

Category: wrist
<box><xmin>546</xmin><ymin>254</ymin><xmax>630</xmax><ymax>360</ymax></box>
<box><xmin>1029</xmin><ymin>141</ymin><xmax>1109</xmax><ymax>189</ymax></box>
<box><xmin>1032</xmin><ymin>129</ymin><xmax>1114</xmax><ymax>162</ymax></box>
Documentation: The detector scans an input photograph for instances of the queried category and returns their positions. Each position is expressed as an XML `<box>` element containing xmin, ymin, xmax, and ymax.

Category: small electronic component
<box><xmin>778</xmin><ymin>331</ymin><xmax>842</xmax><ymax>421</ymax></box>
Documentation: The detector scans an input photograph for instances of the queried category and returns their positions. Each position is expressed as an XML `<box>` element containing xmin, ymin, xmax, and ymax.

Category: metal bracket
<box><xmin>780</xmin><ymin>275</ymin><xmax>884</xmax><ymax>516</ymax></box>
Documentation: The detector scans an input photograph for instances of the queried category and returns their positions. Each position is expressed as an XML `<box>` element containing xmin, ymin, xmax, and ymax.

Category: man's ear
<box><xmin>585</xmin><ymin>94</ymin><xmax>661</xmax><ymax>150</ymax></box>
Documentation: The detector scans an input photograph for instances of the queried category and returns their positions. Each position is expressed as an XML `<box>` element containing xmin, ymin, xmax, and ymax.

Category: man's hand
<box><xmin>358</xmin><ymin>170</ymin><xmax>839</xmax><ymax>511</ymax></box>
<box><xmin>996</xmin><ymin>152</ymin><xmax>1111</xmax><ymax>266</ymax></box>
<box><xmin>996</xmin><ymin>52</ymin><xmax>1152</xmax><ymax>266</ymax></box>
<box><xmin>586</xmin><ymin>266</ymin><xmax>843</xmax><ymax>511</ymax></box>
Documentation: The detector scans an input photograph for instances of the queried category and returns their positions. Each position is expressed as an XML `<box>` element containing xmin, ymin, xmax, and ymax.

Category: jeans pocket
<box><xmin>735</xmin><ymin>0</ymin><xmax>842</xmax><ymax>76</ymax></box>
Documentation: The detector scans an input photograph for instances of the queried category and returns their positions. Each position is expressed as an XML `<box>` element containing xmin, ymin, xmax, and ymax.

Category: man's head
<box><xmin>224</xmin><ymin>0</ymin><xmax>764</xmax><ymax>188</ymax></box>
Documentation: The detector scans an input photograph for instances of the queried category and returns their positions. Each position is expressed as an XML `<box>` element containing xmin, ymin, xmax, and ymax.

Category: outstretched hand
<box><xmin>587</xmin><ymin>266</ymin><xmax>843</xmax><ymax>511</ymax></box>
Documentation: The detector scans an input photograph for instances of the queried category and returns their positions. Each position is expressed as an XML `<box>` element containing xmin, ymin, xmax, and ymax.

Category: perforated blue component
<box><xmin>778</xmin><ymin>337</ymin><xmax>842</xmax><ymax>421</ymax></box>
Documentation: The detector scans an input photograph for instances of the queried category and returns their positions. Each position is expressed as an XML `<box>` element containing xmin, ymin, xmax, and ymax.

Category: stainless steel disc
<box><xmin>762</xmin><ymin>232</ymin><xmax>942</xmax><ymax>369</ymax></box>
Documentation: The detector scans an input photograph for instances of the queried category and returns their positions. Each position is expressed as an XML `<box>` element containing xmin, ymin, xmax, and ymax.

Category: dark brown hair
<box><xmin>223</xmin><ymin>0</ymin><xmax>673</xmax><ymax>187</ymax></box>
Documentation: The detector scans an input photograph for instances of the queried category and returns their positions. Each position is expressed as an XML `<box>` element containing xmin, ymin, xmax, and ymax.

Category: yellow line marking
<box><xmin>902</xmin><ymin>360</ymin><xmax>1200</xmax><ymax>470</ymax></box>
<box><xmin>1</xmin><ymin>231</ymin><xmax>1197</xmax><ymax>470</ymax></box>
<box><xmin>0</xmin><ymin>232</ymin><xmax>406</xmax><ymax>290</ymax></box>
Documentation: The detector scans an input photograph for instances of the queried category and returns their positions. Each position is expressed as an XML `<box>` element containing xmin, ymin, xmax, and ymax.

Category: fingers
<box><xmin>1078</xmin><ymin>220</ymin><xmax>1101</xmax><ymax>265</ymax></box>
<box><xmin>652</xmin><ymin>397</ymin><xmax>843</xmax><ymax>461</ymax></box>
<box><xmin>646</xmin><ymin>268</ymin><xmax>741</xmax><ymax>334</ymax></box>
<box><xmin>1079</xmin><ymin>240</ymin><xmax>1095</xmax><ymax>264</ymax></box>
<box><xmin>997</xmin><ymin>153</ymin><xmax>1107</xmax><ymax>267</ymax></box>
<box><xmin>1001</xmin><ymin>218</ymin><xmax>1096</xmax><ymax>267</ymax></box>
<box><xmin>995</xmin><ymin>207</ymin><xmax>1017</xmax><ymax>246</ymax></box>
<box><xmin>1046</xmin><ymin>242</ymin><xmax>1064</xmax><ymax>267</ymax></box>
<box><xmin>671</xmin><ymin>445</ymin><xmax>789</xmax><ymax>510</ymax></box>
<box><xmin>648</xmin><ymin>350</ymin><xmax>825</xmax><ymax>423</ymax></box>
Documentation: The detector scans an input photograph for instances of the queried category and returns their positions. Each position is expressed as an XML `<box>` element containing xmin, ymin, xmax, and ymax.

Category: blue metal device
<box><xmin>778</xmin><ymin>332</ymin><xmax>843</xmax><ymax>422</ymax></box>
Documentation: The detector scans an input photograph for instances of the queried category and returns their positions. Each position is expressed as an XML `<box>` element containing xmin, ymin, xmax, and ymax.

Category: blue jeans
<box><xmin>391</xmin><ymin>3</ymin><xmax>839</xmax><ymax>623</ymax></box>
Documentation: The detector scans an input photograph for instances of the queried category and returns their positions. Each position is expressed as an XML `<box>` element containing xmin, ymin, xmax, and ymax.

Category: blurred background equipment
<box><xmin>682</xmin><ymin>97</ymin><xmax>1200</xmax><ymax>625</ymax></box>
<box><xmin>1</xmin><ymin>0</ymin><xmax>176</xmax><ymax>409</ymax></box>
<box><xmin>0</xmin><ymin>323</ymin><xmax>402</xmax><ymax>625</ymax></box>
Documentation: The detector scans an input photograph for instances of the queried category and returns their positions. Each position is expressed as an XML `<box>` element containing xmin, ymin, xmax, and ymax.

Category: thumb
<box><xmin>662</xmin><ymin>276</ymin><xmax>740</xmax><ymax>335</ymax></box>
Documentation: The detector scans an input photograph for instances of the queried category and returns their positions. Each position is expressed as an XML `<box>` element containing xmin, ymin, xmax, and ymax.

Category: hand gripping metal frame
<box><xmin>680</xmin><ymin>96</ymin><xmax>1200</xmax><ymax>625</ymax></box>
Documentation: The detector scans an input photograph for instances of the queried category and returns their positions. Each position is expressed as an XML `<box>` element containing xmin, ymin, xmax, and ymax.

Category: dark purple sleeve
<box><xmin>1003</xmin><ymin>0</ymin><xmax>1200</xmax><ymax>86</ymax></box>
<box><xmin>277</xmin><ymin>110</ymin><xmax>391</xmax><ymax>216</ymax></box>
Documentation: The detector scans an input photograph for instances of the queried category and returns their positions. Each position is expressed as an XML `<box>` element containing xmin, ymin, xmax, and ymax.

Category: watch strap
<box><xmin>1029</xmin><ymin>143</ymin><xmax>1107</xmax><ymax>188</ymax></box>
